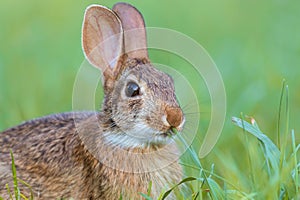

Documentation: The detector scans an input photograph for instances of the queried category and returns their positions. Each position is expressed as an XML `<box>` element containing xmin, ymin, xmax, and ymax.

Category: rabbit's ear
<box><xmin>112</xmin><ymin>3</ymin><xmax>149</xmax><ymax>61</ymax></box>
<box><xmin>82</xmin><ymin>5</ymin><xmax>123</xmax><ymax>76</ymax></box>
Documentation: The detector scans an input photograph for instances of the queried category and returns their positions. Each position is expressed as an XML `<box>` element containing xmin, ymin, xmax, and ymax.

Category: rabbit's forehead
<box><xmin>126</xmin><ymin>65</ymin><xmax>175</xmax><ymax>90</ymax></box>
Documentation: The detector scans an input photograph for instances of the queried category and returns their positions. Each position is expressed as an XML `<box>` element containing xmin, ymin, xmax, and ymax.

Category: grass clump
<box><xmin>231</xmin><ymin>116</ymin><xmax>299</xmax><ymax>199</ymax></box>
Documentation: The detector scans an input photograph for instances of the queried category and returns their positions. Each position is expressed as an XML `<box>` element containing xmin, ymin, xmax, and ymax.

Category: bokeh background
<box><xmin>1</xmin><ymin>0</ymin><xmax>299</xmax><ymax>192</ymax></box>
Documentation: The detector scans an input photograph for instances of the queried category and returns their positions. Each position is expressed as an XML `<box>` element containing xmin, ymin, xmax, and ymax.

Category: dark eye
<box><xmin>125</xmin><ymin>82</ymin><xmax>140</xmax><ymax>97</ymax></box>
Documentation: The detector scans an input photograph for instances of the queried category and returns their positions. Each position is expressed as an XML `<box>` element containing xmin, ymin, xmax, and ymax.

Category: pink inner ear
<box><xmin>112</xmin><ymin>3</ymin><xmax>149</xmax><ymax>60</ymax></box>
<box><xmin>82</xmin><ymin>5</ymin><xmax>123</xmax><ymax>73</ymax></box>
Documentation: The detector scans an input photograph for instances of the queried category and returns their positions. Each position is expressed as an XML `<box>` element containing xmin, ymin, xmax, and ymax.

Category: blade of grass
<box><xmin>207</xmin><ymin>177</ymin><xmax>225</xmax><ymax>199</ymax></box>
<box><xmin>19</xmin><ymin>193</ymin><xmax>28</xmax><ymax>200</ymax></box>
<box><xmin>192</xmin><ymin>191</ymin><xmax>199</xmax><ymax>200</ymax></box>
<box><xmin>277</xmin><ymin>79</ymin><xmax>286</xmax><ymax>147</ymax></box>
<box><xmin>206</xmin><ymin>164</ymin><xmax>225</xmax><ymax>199</ymax></box>
<box><xmin>279</xmin><ymin>85</ymin><xmax>289</xmax><ymax>171</ymax></box>
<box><xmin>10</xmin><ymin>150</ymin><xmax>20</xmax><ymax>200</ymax></box>
<box><xmin>175</xmin><ymin>131</ymin><xmax>205</xmax><ymax>177</ymax></box>
<box><xmin>139</xmin><ymin>193</ymin><xmax>153</xmax><ymax>200</ymax></box>
<box><xmin>147</xmin><ymin>181</ymin><xmax>152</xmax><ymax>197</ymax></box>
<box><xmin>6</xmin><ymin>183</ymin><xmax>13</xmax><ymax>200</ymax></box>
<box><xmin>161</xmin><ymin>177</ymin><xmax>197</xmax><ymax>200</ymax></box>
<box><xmin>252</xmin><ymin>118</ymin><xmax>274</xmax><ymax>176</ymax></box>
<box><xmin>291</xmin><ymin>130</ymin><xmax>298</xmax><ymax>195</ymax></box>
<box><xmin>18</xmin><ymin>179</ymin><xmax>34</xmax><ymax>200</ymax></box>
<box><xmin>197</xmin><ymin>168</ymin><xmax>203</xmax><ymax>200</ymax></box>
<box><xmin>277</xmin><ymin>84</ymin><xmax>290</xmax><ymax>199</ymax></box>
<box><xmin>290</xmin><ymin>144</ymin><xmax>300</xmax><ymax>159</ymax></box>
<box><xmin>240</xmin><ymin>113</ymin><xmax>256</xmax><ymax>191</ymax></box>
<box><xmin>223</xmin><ymin>183</ymin><xmax>227</xmax><ymax>200</ymax></box>
<box><xmin>174</xmin><ymin>130</ymin><xmax>213</xmax><ymax>197</ymax></box>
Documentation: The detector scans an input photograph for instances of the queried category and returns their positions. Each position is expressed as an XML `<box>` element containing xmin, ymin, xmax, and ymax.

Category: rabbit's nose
<box><xmin>165</xmin><ymin>106</ymin><xmax>184</xmax><ymax>129</ymax></box>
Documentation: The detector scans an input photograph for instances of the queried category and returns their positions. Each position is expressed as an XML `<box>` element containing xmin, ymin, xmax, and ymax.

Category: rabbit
<box><xmin>0</xmin><ymin>2</ymin><xmax>185</xmax><ymax>199</ymax></box>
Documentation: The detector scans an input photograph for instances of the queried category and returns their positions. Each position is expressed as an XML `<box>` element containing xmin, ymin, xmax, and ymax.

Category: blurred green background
<box><xmin>0</xmin><ymin>0</ymin><xmax>299</xmax><ymax>192</ymax></box>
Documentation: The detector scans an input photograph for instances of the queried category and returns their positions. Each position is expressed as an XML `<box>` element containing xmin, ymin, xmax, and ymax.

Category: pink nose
<box><xmin>165</xmin><ymin>106</ymin><xmax>183</xmax><ymax>128</ymax></box>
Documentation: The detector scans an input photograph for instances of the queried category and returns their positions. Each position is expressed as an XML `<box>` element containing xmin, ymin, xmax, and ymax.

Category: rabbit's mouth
<box><xmin>161</xmin><ymin>129</ymin><xmax>176</xmax><ymax>138</ymax></box>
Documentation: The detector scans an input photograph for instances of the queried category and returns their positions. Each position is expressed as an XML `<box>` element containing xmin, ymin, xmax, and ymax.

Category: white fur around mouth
<box><xmin>103</xmin><ymin>122</ymin><xmax>174</xmax><ymax>149</ymax></box>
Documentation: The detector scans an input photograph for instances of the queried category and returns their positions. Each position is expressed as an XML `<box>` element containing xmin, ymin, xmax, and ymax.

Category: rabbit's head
<box><xmin>82</xmin><ymin>3</ymin><xmax>185</xmax><ymax>148</ymax></box>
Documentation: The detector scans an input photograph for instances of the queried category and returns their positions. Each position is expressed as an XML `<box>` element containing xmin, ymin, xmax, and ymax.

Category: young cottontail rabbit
<box><xmin>0</xmin><ymin>3</ymin><xmax>185</xmax><ymax>199</ymax></box>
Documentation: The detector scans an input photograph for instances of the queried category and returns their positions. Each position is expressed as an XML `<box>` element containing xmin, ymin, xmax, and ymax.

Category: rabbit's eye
<box><xmin>126</xmin><ymin>82</ymin><xmax>140</xmax><ymax>97</ymax></box>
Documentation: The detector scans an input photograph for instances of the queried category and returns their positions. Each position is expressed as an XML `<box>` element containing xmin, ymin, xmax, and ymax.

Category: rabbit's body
<box><xmin>0</xmin><ymin>3</ymin><xmax>185</xmax><ymax>199</ymax></box>
<box><xmin>0</xmin><ymin>111</ymin><xmax>181</xmax><ymax>199</ymax></box>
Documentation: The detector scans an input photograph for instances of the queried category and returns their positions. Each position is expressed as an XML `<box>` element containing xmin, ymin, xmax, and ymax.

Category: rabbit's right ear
<box><xmin>82</xmin><ymin>5</ymin><xmax>123</xmax><ymax>79</ymax></box>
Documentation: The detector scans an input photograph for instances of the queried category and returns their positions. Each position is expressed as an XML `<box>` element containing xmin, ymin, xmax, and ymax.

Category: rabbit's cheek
<box><xmin>127</xmin><ymin>99</ymin><xmax>143</xmax><ymax>110</ymax></box>
<box><xmin>112</xmin><ymin>99</ymin><xmax>143</xmax><ymax>124</ymax></box>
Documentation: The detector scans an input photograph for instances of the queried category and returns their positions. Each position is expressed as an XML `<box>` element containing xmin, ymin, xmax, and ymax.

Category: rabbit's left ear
<box><xmin>113</xmin><ymin>3</ymin><xmax>149</xmax><ymax>61</ymax></box>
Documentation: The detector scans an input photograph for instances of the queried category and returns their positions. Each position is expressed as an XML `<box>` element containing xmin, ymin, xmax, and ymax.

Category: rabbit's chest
<box><xmin>79</xmin><ymin>134</ymin><xmax>183</xmax><ymax>199</ymax></box>
<box><xmin>98</xmin><ymin>159</ymin><xmax>182</xmax><ymax>199</ymax></box>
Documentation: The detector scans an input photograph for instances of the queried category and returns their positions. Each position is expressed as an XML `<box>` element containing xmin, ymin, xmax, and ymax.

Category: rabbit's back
<box><xmin>0</xmin><ymin>112</ymin><xmax>95</xmax><ymax>198</ymax></box>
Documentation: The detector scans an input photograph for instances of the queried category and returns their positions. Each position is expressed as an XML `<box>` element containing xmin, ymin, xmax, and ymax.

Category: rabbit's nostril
<box><xmin>165</xmin><ymin>106</ymin><xmax>183</xmax><ymax>129</ymax></box>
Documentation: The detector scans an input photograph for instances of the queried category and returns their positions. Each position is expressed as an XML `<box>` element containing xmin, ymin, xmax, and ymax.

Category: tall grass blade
<box><xmin>277</xmin><ymin>79</ymin><xmax>286</xmax><ymax>147</ymax></box>
<box><xmin>10</xmin><ymin>150</ymin><xmax>20</xmax><ymax>200</ymax></box>
<box><xmin>277</xmin><ymin>84</ymin><xmax>290</xmax><ymax>199</ymax></box>
<box><xmin>240</xmin><ymin>113</ymin><xmax>257</xmax><ymax>189</ymax></box>
<box><xmin>279</xmin><ymin>85</ymin><xmax>289</xmax><ymax>171</ymax></box>
<box><xmin>291</xmin><ymin>130</ymin><xmax>298</xmax><ymax>195</ymax></box>
<box><xmin>175</xmin><ymin>131</ymin><xmax>201</xmax><ymax>168</ymax></box>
